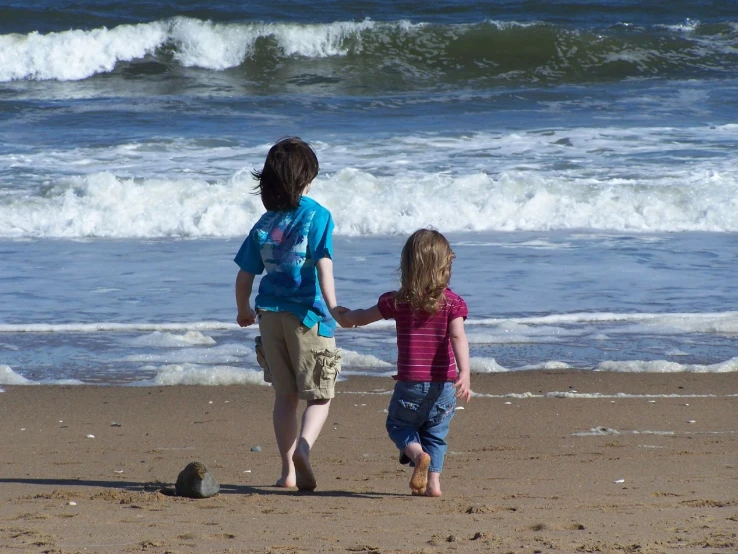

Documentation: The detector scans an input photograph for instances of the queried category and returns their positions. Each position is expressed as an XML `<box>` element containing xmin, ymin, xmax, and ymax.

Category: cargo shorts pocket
<box><xmin>254</xmin><ymin>335</ymin><xmax>272</xmax><ymax>383</ymax></box>
<box><xmin>314</xmin><ymin>347</ymin><xmax>341</xmax><ymax>390</ymax></box>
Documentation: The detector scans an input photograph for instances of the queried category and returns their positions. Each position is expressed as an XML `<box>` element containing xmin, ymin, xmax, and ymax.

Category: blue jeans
<box><xmin>386</xmin><ymin>381</ymin><xmax>456</xmax><ymax>473</ymax></box>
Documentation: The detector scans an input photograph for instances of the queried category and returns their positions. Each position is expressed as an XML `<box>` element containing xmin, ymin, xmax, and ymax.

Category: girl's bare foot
<box><xmin>293</xmin><ymin>446</ymin><xmax>317</xmax><ymax>491</ymax></box>
<box><xmin>409</xmin><ymin>452</ymin><xmax>431</xmax><ymax>495</ymax></box>
<box><xmin>425</xmin><ymin>471</ymin><xmax>442</xmax><ymax>497</ymax></box>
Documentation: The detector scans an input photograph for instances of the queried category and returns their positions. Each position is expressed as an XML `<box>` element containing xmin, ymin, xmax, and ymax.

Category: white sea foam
<box><xmin>519</xmin><ymin>361</ymin><xmax>573</xmax><ymax>371</ymax></box>
<box><xmin>655</xmin><ymin>19</ymin><xmax>700</xmax><ymax>33</ymax></box>
<box><xmin>470</xmin><ymin>357</ymin><xmax>510</xmax><ymax>373</ymax></box>
<box><xmin>0</xmin><ymin>18</ymin><xmax>396</xmax><ymax>82</ymax></box>
<box><xmin>130</xmin><ymin>331</ymin><xmax>217</xmax><ymax>348</ymax></box>
<box><xmin>339</xmin><ymin>349</ymin><xmax>394</xmax><ymax>368</ymax></box>
<box><xmin>467</xmin><ymin>323</ymin><xmax>577</xmax><ymax>344</ymax></box>
<box><xmin>0</xmin><ymin>22</ymin><xmax>168</xmax><ymax>81</ymax></box>
<box><xmin>130</xmin><ymin>363</ymin><xmax>266</xmax><ymax>386</ymax></box>
<box><xmin>0</xmin><ymin>365</ymin><xmax>38</xmax><ymax>385</ymax></box>
<box><xmin>471</xmin><ymin>311</ymin><xmax>738</xmax><ymax>337</ymax></box>
<box><xmin>596</xmin><ymin>357</ymin><xmax>738</xmax><ymax>373</ymax></box>
<box><xmin>2</xmin><ymin>165</ymin><xmax>737</xmax><ymax>238</ymax></box>
<box><xmin>124</xmin><ymin>342</ymin><xmax>247</xmax><ymax>365</ymax></box>
<box><xmin>2</xmin><ymin>124</ymin><xmax>737</xmax><ymax>238</ymax></box>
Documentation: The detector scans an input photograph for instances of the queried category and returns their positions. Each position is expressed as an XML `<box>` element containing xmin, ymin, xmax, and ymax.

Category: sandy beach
<box><xmin>1</xmin><ymin>372</ymin><xmax>736</xmax><ymax>554</ymax></box>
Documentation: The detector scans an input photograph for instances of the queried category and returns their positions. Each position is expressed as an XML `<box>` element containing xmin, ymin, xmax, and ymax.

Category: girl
<box><xmin>234</xmin><ymin>137</ymin><xmax>343</xmax><ymax>492</ymax></box>
<box><xmin>337</xmin><ymin>229</ymin><xmax>471</xmax><ymax>497</ymax></box>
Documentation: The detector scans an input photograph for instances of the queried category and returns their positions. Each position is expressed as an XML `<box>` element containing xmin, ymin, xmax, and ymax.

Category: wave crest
<box><xmin>2</xmin><ymin>17</ymin><xmax>736</xmax><ymax>83</ymax></box>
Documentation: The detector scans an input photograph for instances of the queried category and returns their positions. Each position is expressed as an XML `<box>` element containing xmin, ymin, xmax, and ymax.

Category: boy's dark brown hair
<box><xmin>252</xmin><ymin>137</ymin><xmax>319</xmax><ymax>211</ymax></box>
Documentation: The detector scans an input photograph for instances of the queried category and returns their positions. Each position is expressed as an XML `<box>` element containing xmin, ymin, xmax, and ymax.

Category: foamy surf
<box><xmin>1</xmin><ymin>162</ymin><xmax>737</xmax><ymax>239</ymax></box>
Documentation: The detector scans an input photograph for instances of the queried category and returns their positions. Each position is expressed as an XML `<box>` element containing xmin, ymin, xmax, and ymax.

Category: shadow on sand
<box><xmin>0</xmin><ymin>477</ymin><xmax>404</xmax><ymax>499</ymax></box>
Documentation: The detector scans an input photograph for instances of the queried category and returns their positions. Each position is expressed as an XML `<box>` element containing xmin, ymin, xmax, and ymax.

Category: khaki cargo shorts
<box><xmin>255</xmin><ymin>311</ymin><xmax>341</xmax><ymax>400</ymax></box>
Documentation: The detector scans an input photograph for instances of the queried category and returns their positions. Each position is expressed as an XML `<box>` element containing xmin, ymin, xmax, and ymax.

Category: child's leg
<box><xmin>419</xmin><ymin>424</ymin><xmax>447</xmax><ymax>497</ymax></box>
<box><xmin>292</xmin><ymin>398</ymin><xmax>331</xmax><ymax>491</ymax></box>
<box><xmin>259</xmin><ymin>312</ymin><xmax>301</xmax><ymax>487</ymax></box>
<box><xmin>283</xmin><ymin>315</ymin><xmax>340</xmax><ymax>491</ymax></box>
<box><xmin>418</xmin><ymin>382</ymin><xmax>456</xmax><ymax>497</ymax></box>
<box><xmin>386</xmin><ymin>381</ymin><xmax>435</xmax><ymax>495</ymax></box>
<box><xmin>272</xmin><ymin>392</ymin><xmax>299</xmax><ymax>487</ymax></box>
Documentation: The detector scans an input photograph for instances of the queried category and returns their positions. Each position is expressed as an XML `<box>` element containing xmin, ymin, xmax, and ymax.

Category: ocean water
<box><xmin>1</xmin><ymin>0</ymin><xmax>737</xmax><ymax>386</ymax></box>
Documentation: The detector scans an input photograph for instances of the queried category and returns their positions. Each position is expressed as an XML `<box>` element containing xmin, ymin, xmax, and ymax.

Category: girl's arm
<box><xmin>342</xmin><ymin>305</ymin><xmax>383</xmax><ymax>327</ymax></box>
<box><xmin>449</xmin><ymin>316</ymin><xmax>472</xmax><ymax>402</ymax></box>
<box><xmin>235</xmin><ymin>270</ymin><xmax>257</xmax><ymax>327</ymax></box>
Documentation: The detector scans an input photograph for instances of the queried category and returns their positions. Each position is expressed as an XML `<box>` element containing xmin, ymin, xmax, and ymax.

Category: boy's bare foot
<box><xmin>293</xmin><ymin>448</ymin><xmax>317</xmax><ymax>491</ymax></box>
<box><xmin>409</xmin><ymin>452</ymin><xmax>431</xmax><ymax>495</ymax></box>
<box><xmin>275</xmin><ymin>475</ymin><xmax>296</xmax><ymax>488</ymax></box>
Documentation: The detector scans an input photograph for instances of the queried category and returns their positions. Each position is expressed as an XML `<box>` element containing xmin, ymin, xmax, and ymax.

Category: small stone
<box><xmin>175</xmin><ymin>461</ymin><xmax>220</xmax><ymax>498</ymax></box>
<box><xmin>251</xmin><ymin>445</ymin><xmax>262</xmax><ymax>452</ymax></box>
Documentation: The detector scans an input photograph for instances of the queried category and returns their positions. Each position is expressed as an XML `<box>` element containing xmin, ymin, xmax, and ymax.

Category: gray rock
<box><xmin>175</xmin><ymin>461</ymin><xmax>220</xmax><ymax>498</ymax></box>
<box><xmin>251</xmin><ymin>445</ymin><xmax>262</xmax><ymax>452</ymax></box>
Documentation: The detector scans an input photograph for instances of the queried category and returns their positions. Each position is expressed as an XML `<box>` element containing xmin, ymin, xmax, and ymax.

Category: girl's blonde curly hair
<box><xmin>394</xmin><ymin>229</ymin><xmax>455</xmax><ymax>315</ymax></box>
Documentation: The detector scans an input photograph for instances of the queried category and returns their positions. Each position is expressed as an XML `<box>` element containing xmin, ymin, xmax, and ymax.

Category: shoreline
<box><xmin>1</xmin><ymin>371</ymin><xmax>736</xmax><ymax>553</ymax></box>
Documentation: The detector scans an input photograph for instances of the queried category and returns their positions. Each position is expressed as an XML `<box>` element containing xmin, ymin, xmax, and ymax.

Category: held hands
<box><xmin>330</xmin><ymin>305</ymin><xmax>354</xmax><ymax>328</ymax></box>
<box><xmin>453</xmin><ymin>371</ymin><xmax>472</xmax><ymax>402</ymax></box>
<box><xmin>237</xmin><ymin>307</ymin><xmax>257</xmax><ymax>327</ymax></box>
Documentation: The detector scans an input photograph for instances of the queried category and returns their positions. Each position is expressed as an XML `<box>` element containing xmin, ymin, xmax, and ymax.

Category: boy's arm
<box><xmin>316</xmin><ymin>257</ymin><xmax>338</xmax><ymax>310</ymax></box>
<box><xmin>449</xmin><ymin>316</ymin><xmax>472</xmax><ymax>402</ymax></box>
<box><xmin>235</xmin><ymin>270</ymin><xmax>257</xmax><ymax>327</ymax></box>
<box><xmin>315</xmin><ymin>257</ymin><xmax>347</xmax><ymax>326</ymax></box>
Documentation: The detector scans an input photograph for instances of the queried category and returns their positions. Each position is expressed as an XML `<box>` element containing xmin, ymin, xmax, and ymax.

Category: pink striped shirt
<box><xmin>377</xmin><ymin>288</ymin><xmax>468</xmax><ymax>382</ymax></box>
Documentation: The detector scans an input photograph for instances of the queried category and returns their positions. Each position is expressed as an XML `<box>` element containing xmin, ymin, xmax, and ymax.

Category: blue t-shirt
<box><xmin>234</xmin><ymin>196</ymin><xmax>336</xmax><ymax>337</ymax></box>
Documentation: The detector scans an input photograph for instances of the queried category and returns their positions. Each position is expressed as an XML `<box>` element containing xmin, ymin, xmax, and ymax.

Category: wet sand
<box><xmin>1</xmin><ymin>371</ymin><xmax>736</xmax><ymax>553</ymax></box>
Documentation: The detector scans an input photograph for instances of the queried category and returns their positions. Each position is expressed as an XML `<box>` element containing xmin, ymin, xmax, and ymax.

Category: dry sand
<box><xmin>1</xmin><ymin>372</ymin><xmax>736</xmax><ymax>553</ymax></box>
